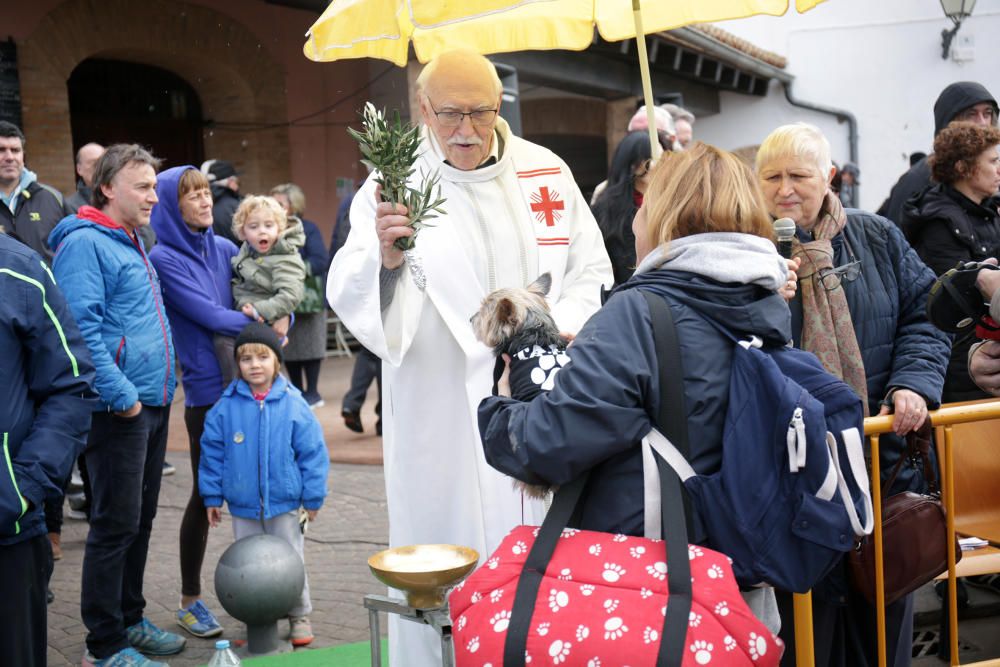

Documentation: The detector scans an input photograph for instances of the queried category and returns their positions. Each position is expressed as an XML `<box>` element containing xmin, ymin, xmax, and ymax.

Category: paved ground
<box><xmin>47</xmin><ymin>356</ymin><xmax>388</xmax><ymax>666</ymax></box>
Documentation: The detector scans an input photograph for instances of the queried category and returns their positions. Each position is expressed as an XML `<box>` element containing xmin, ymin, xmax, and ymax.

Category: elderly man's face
<box><xmin>0</xmin><ymin>136</ymin><xmax>25</xmax><ymax>190</ymax></box>
<box><xmin>76</xmin><ymin>144</ymin><xmax>105</xmax><ymax>187</ymax></box>
<box><xmin>675</xmin><ymin>119</ymin><xmax>693</xmax><ymax>149</ymax></box>
<box><xmin>421</xmin><ymin>86</ymin><xmax>501</xmax><ymax>171</ymax></box>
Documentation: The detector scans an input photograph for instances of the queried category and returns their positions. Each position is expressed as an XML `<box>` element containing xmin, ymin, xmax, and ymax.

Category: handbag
<box><xmin>848</xmin><ymin>420</ymin><xmax>961</xmax><ymax>606</ymax></box>
<box><xmin>295</xmin><ymin>265</ymin><xmax>325</xmax><ymax>315</ymax></box>
<box><xmin>450</xmin><ymin>291</ymin><xmax>782</xmax><ymax>666</ymax></box>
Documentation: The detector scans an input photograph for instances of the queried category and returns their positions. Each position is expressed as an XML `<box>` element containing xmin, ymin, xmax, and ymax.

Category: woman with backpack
<box><xmin>477</xmin><ymin>143</ymin><xmax>795</xmax><ymax>633</ymax></box>
<box><xmin>756</xmin><ymin>123</ymin><xmax>950</xmax><ymax>667</ymax></box>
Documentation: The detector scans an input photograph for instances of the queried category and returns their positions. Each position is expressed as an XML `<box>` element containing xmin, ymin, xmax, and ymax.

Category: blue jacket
<box><xmin>149</xmin><ymin>166</ymin><xmax>251</xmax><ymax>407</ymax></box>
<box><xmin>0</xmin><ymin>234</ymin><xmax>96</xmax><ymax>544</ymax></box>
<box><xmin>198</xmin><ymin>376</ymin><xmax>329</xmax><ymax>520</ymax></box>
<box><xmin>299</xmin><ymin>217</ymin><xmax>328</xmax><ymax>277</ymax></box>
<box><xmin>48</xmin><ymin>207</ymin><xmax>176</xmax><ymax>411</ymax></box>
<box><xmin>479</xmin><ymin>266</ymin><xmax>791</xmax><ymax>536</ymax></box>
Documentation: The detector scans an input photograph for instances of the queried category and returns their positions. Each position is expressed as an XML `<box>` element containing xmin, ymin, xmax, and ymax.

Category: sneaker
<box><xmin>305</xmin><ymin>394</ymin><xmax>325</xmax><ymax>410</ymax></box>
<box><xmin>288</xmin><ymin>616</ymin><xmax>314</xmax><ymax>646</ymax></box>
<box><xmin>161</xmin><ymin>461</ymin><xmax>176</xmax><ymax>477</ymax></box>
<box><xmin>82</xmin><ymin>647</ymin><xmax>168</xmax><ymax>666</ymax></box>
<box><xmin>176</xmin><ymin>600</ymin><xmax>223</xmax><ymax>638</ymax></box>
<box><xmin>126</xmin><ymin>618</ymin><xmax>186</xmax><ymax>656</ymax></box>
<box><xmin>342</xmin><ymin>409</ymin><xmax>363</xmax><ymax>433</ymax></box>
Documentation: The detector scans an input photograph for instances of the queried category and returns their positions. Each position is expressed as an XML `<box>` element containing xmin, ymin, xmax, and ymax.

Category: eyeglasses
<box><xmin>815</xmin><ymin>237</ymin><xmax>862</xmax><ymax>292</ymax></box>
<box><xmin>426</xmin><ymin>98</ymin><xmax>498</xmax><ymax>127</ymax></box>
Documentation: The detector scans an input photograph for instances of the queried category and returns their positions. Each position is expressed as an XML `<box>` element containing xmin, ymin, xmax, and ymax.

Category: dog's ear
<box><xmin>528</xmin><ymin>272</ymin><xmax>552</xmax><ymax>297</ymax></box>
<box><xmin>496</xmin><ymin>297</ymin><xmax>517</xmax><ymax>325</ymax></box>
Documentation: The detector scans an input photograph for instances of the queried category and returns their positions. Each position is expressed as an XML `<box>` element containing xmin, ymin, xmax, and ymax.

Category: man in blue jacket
<box><xmin>0</xmin><ymin>233</ymin><xmax>96</xmax><ymax>666</ymax></box>
<box><xmin>49</xmin><ymin>144</ymin><xmax>185</xmax><ymax>667</ymax></box>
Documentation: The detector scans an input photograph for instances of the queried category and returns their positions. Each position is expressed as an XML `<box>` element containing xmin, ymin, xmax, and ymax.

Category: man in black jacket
<box><xmin>0</xmin><ymin>121</ymin><xmax>70</xmax><ymax>262</ymax></box>
<box><xmin>880</xmin><ymin>81</ymin><xmax>997</xmax><ymax>224</ymax></box>
<box><xmin>204</xmin><ymin>159</ymin><xmax>242</xmax><ymax>244</ymax></box>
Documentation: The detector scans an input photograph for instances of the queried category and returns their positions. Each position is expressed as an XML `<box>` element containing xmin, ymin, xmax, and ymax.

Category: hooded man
<box><xmin>880</xmin><ymin>81</ymin><xmax>998</xmax><ymax>224</ymax></box>
<box><xmin>327</xmin><ymin>49</ymin><xmax>612</xmax><ymax>666</ymax></box>
<box><xmin>203</xmin><ymin>159</ymin><xmax>242</xmax><ymax>244</ymax></box>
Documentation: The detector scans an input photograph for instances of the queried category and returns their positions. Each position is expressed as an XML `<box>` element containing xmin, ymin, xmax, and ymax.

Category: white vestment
<box><xmin>327</xmin><ymin>118</ymin><xmax>612</xmax><ymax>666</ymax></box>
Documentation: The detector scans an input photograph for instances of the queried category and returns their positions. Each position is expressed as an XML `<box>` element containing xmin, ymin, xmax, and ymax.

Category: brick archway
<box><xmin>18</xmin><ymin>0</ymin><xmax>290</xmax><ymax>194</ymax></box>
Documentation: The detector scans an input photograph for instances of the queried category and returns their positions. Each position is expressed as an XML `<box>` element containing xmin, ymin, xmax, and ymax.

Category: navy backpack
<box><xmin>641</xmin><ymin>291</ymin><xmax>874</xmax><ymax>593</ymax></box>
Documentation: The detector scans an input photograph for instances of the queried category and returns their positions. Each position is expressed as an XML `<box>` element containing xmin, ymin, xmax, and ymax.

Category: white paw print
<box><xmin>470</xmin><ymin>592</ymin><xmax>483</xmax><ymax>604</ymax></box>
<box><xmin>724</xmin><ymin>636</ymin><xmax>737</xmax><ymax>652</ymax></box>
<box><xmin>640</xmin><ymin>587</ymin><xmax>653</xmax><ymax>599</ymax></box>
<box><xmin>576</xmin><ymin>625</ymin><xmax>590</xmax><ymax>641</ymax></box>
<box><xmin>490</xmin><ymin>610</ymin><xmax>511</xmax><ymax>633</ymax></box>
<box><xmin>688</xmin><ymin>545</ymin><xmax>704</xmax><ymax>560</ymax></box>
<box><xmin>490</xmin><ymin>588</ymin><xmax>503</xmax><ymax>603</ymax></box>
<box><xmin>748</xmin><ymin>633</ymin><xmax>768</xmax><ymax>661</ymax></box>
<box><xmin>561</xmin><ymin>528</ymin><xmax>579</xmax><ymax>538</ymax></box>
<box><xmin>532</xmin><ymin>527</ymin><xmax>540</xmax><ymax>537</ymax></box>
<box><xmin>690</xmin><ymin>640</ymin><xmax>714</xmax><ymax>665</ymax></box>
<box><xmin>602</xmin><ymin>598</ymin><xmax>620</xmax><ymax>613</ymax></box>
<box><xmin>612</xmin><ymin>533</ymin><xmax>628</xmax><ymax>543</ymax></box>
<box><xmin>602</xmin><ymin>563</ymin><xmax>626</xmax><ymax>582</ymax></box>
<box><xmin>646</xmin><ymin>561</ymin><xmax>667</xmax><ymax>581</ymax></box>
<box><xmin>629</xmin><ymin>545</ymin><xmax>646</xmax><ymax>558</ymax></box>
<box><xmin>579</xmin><ymin>584</ymin><xmax>595</xmax><ymax>596</ymax></box>
<box><xmin>457</xmin><ymin>615</ymin><xmax>467</xmax><ymax>631</ymax></box>
<box><xmin>661</xmin><ymin>605</ymin><xmax>667</xmax><ymax>617</ymax></box>
<box><xmin>525</xmin><ymin>650</ymin><xmax>532</xmax><ymax>664</ymax></box>
<box><xmin>536</xmin><ymin>621</ymin><xmax>550</xmax><ymax>636</ymax></box>
<box><xmin>689</xmin><ymin>611</ymin><xmax>702</xmax><ymax>627</ymax></box>
<box><xmin>531</xmin><ymin>352</ymin><xmax>570</xmax><ymax>391</ymax></box>
<box><xmin>511</xmin><ymin>540</ymin><xmax>528</xmax><ymax>555</ymax></box>
<box><xmin>467</xmin><ymin>637</ymin><xmax>480</xmax><ymax>653</ymax></box>
<box><xmin>453</xmin><ymin>580</ymin><xmax>466</xmax><ymax>592</ymax></box>
<box><xmin>486</xmin><ymin>557</ymin><xmax>499</xmax><ymax>570</ymax></box>
<box><xmin>603</xmin><ymin>617</ymin><xmax>628</xmax><ymax>640</ymax></box>
<box><xmin>548</xmin><ymin>589</ymin><xmax>570</xmax><ymax>612</ymax></box>
<box><xmin>548</xmin><ymin>639</ymin><xmax>572</xmax><ymax>664</ymax></box>
<box><xmin>588</xmin><ymin>543</ymin><xmax>602</xmax><ymax>556</ymax></box>
<box><xmin>587</xmin><ymin>659</ymin><xmax>602</xmax><ymax>667</ymax></box>
<box><xmin>714</xmin><ymin>601</ymin><xmax>730</xmax><ymax>617</ymax></box>
<box><xmin>557</xmin><ymin>568</ymin><xmax>573</xmax><ymax>581</ymax></box>
<box><xmin>706</xmin><ymin>564</ymin><xmax>724</xmax><ymax>579</ymax></box>
<box><xmin>643</xmin><ymin>626</ymin><xmax>660</xmax><ymax>644</ymax></box>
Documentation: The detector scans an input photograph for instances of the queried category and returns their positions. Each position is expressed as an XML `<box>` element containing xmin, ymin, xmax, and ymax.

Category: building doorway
<box><xmin>67</xmin><ymin>59</ymin><xmax>204</xmax><ymax>170</ymax></box>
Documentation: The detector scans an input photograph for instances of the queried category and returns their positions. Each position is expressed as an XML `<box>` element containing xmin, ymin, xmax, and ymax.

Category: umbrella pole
<box><xmin>631</xmin><ymin>0</ymin><xmax>662</xmax><ymax>160</ymax></box>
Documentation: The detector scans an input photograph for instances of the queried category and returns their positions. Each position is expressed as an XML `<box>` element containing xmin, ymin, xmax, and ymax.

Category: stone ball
<box><xmin>214</xmin><ymin>533</ymin><xmax>305</xmax><ymax>625</ymax></box>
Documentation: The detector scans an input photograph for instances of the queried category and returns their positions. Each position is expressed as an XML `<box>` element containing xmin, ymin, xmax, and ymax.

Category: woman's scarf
<box><xmin>793</xmin><ymin>191</ymin><xmax>869</xmax><ymax>413</ymax></box>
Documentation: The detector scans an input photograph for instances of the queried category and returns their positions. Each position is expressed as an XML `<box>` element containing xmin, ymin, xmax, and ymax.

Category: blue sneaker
<box><xmin>176</xmin><ymin>599</ymin><xmax>223</xmax><ymax>638</ymax></box>
<box><xmin>125</xmin><ymin>618</ymin><xmax>186</xmax><ymax>656</ymax></box>
<box><xmin>82</xmin><ymin>647</ymin><xmax>167</xmax><ymax>666</ymax></box>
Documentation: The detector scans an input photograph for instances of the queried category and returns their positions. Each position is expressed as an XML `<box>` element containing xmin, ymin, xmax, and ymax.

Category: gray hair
<box><xmin>755</xmin><ymin>123</ymin><xmax>833</xmax><ymax>179</ymax></box>
<box><xmin>661</xmin><ymin>103</ymin><xmax>696</xmax><ymax>125</ymax></box>
<box><xmin>270</xmin><ymin>183</ymin><xmax>306</xmax><ymax>217</ymax></box>
<box><xmin>92</xmin><ymin>144</ymin><xmax>162</xmax><ymax>210</ymax></box>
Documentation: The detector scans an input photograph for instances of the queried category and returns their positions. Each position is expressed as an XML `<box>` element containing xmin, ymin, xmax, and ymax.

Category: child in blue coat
<box><xmin>199</xmin><ymin>322</ymin><xmax>329</xmax><ymax>646</ymax></box>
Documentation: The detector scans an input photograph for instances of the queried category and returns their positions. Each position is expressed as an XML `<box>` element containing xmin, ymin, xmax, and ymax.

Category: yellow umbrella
<box><xmin>304</xmin><ymin>0</ymin><xmax>828</xmax><ymax>156</ymax></box>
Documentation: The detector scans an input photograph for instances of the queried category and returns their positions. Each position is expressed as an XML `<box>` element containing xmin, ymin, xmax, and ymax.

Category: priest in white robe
<box><xmin>327</xmin><ymin>49</ymin><xmax>612</xmax><ymax>666</ymax></box>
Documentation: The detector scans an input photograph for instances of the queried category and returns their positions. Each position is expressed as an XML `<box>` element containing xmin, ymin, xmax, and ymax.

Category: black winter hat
<box><xmin>234</xmin><ymin>322</ymin><xmax>283</xmax><ymax>364</ymax></box>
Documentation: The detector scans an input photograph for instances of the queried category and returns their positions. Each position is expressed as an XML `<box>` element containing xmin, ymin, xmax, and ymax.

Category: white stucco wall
<box><xmin>694</xmin><ymin>0</ymin><xmax>1000</xmax><ymax>213</ymax></box>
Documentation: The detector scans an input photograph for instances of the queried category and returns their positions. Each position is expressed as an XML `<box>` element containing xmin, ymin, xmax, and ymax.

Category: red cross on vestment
<box><xmin>530</xmin><ymin>186</ymin><xmax>564</xmax><ymax>227</ymax></box>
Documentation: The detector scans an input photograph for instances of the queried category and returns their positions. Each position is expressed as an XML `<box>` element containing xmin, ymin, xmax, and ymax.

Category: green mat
<box><xmin>220</xmin><ymin>639</ymin><xmax>387</xmax><ymax>666</ymax></box>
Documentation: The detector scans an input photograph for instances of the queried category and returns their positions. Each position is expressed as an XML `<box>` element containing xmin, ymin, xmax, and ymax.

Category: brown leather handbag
<box><xmin>848</xmin><ymin>421</ymin><xmax>961</xmax><ymax>606</ymax></box>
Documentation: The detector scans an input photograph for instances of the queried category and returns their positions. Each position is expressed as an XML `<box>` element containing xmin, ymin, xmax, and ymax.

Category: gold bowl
<box><xmin>368</xmin><ymin>544</ymin><xmax>480</xmax><ymax>609</ymax></box>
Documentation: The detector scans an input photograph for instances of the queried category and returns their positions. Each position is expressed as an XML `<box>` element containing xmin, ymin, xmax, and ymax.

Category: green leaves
<box><xmin>349</xmin><ymin>103</ymin><xmax>447</xmax><ymax>251</ymax></box>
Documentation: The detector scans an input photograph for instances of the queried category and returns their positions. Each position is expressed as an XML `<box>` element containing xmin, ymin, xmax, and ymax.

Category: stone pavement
<box><xmin>47</xmin><ymin>356</ymin><xmax>390</xmax><ymax>666</ymax></box>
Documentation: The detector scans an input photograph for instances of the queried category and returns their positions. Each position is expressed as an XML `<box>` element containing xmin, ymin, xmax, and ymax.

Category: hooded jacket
<box><xmin>478</xmin><ymin>233</ymin><xmax>791</xmax><ymax>536</ymax></box>
<box><xmin>48</xmin><ymin>206</ymin><xmax>176</xmax><ymax>411</ymax></box>
<box><xmin>900</xmin><ymin>184</ymin><xmax>1000</xmax><ymax>401</ymax></box>
<box><xmin>0</xmin><ymin>234</ymin><xmax>96</xmax><ymax>545</ymax></box>
<box><xmin>211</xmin><ymin>184</ymin><xmax>241</xmax><ymax>244</ymax></box>
<box><xmin>148</xmin><ymin>166</ymin><xmax>251</xmax><ymax>407</ymax></box>
<box><xmin>0</xmin><ymin>167</ymin><xmax>70</xmax><ymax>263</ymax></box>
<box><xmin>231</xmin><ymin>217</ymin><xmax>307</xmax><ymax>322</ymax></box>
<box><xmin>882</xmin><ymin>82</ymin><xmax>998</xmax><ymax>224</ymax></box>
<box><xmin>198</xmin><ymin>376</ymin><xmax>329</xmax><ymax>520</ymax></box>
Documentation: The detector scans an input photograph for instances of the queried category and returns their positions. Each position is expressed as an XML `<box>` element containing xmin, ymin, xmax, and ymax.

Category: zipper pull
<box><xmin>787</xmin><ymin>407</ymin><xmax>806</xmax><ymax>472</ymax></box>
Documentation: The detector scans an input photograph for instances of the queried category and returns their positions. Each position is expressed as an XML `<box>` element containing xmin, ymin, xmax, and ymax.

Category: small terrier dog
<box><xmin>471</xmin><ymin>273</ymin><xmax>570</xmax><ymax>498</ymax></box>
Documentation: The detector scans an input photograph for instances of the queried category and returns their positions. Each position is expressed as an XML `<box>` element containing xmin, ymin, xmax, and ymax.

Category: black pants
<box><xmin>0</xmin><ymin>533</ymin><xmax>50</xmax><ymax>666</ymax></box>
<box><xmin>343</xmin><ymin>346</ymin><xmax>382</xmax><ymax>415</ymax></box>
<box><xmin>180</xmin><ymin>404</ymin><xmax>211</xmax><ymax>598</ymax></box>
<box><xmin>286</xmin><ymin>359</ymin><xmax>323</xmax><ymax>401</ymax></box>
<box><xmin>81</xmin><ymin>405</ymin><xmax>170</xmax><ymax>659</ymax></box>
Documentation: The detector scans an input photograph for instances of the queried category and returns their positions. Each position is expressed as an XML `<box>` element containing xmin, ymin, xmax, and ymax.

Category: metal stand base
<box><xmin>242</xmin><ymin>622</ymin><xmax>293</xmax><ymax>656</ymax></box>
<box><xmin>364</xmin><ymin>594</ymin><xmax>454</xmax><ymax>667</ymax></box>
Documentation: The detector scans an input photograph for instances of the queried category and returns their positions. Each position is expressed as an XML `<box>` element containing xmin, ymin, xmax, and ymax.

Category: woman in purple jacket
<box><xmin>148</xmin><ymin>166</ymin><xmax>253</xmax><ymax>638</ymax></box>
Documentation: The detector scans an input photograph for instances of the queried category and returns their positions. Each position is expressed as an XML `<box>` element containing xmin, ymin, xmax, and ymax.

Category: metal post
<box><xmin>871</xmin><ymin>433</ymin><xmax>887</xmax><ymax>667</ymax></box>
<box><xmin>369</xmin><ymin>607</ymin><xmax>381</xmax><ymax>667</ymax></box>
<box><xmin>945</xmin><ymin>425</ymin><xmax>959</xmax><ymax>666</ymax></box>
<box><xmin>793</xmin><ymin>591</ymin><xmax>815</xmax><ymax>667</ymax></box>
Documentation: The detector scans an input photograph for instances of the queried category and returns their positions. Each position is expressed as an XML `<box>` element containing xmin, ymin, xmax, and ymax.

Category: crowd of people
<box><xmin>4</xmin><ymin>45</ymin><xmax>1000</xmax><ymax>667</ymax></box>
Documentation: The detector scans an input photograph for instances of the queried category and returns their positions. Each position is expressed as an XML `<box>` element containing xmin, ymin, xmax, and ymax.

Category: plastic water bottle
<box><xmin>207</xmin><ymin>639</ymin><xmax>241</xmax><ymax>666</ymax></box>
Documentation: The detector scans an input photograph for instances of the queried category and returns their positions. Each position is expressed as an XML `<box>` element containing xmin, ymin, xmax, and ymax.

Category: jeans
<box><xmin>0</xmin><ymin>533</ymin><xmax>49</xmax><ymax>666</ymax></box>
<box><xmin>81</xmin><ymin>405</ymin><xmax>170</xmax><ymax>659</ymax></box>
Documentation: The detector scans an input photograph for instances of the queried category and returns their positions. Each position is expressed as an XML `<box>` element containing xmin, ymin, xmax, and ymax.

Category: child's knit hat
<box><xmin>234</xmin><ymin>322</ymin><xmax>284</xmax><ymax>364</ymax></box>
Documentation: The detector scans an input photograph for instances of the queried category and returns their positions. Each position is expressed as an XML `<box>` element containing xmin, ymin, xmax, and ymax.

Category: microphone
<box><xmin>773</xmin><ymin>218</ymin><xmax>796</xmax><ymax>259</ymax></box>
